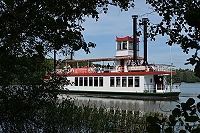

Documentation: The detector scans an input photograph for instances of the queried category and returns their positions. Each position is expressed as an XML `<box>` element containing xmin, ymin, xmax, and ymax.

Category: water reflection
<box><xmin>62</xmin><ymin>83</ymin><xmax>199</xmax><ymax>114</ymax></box>
<box><xmin>71</xmin><ymin>95</ymin><xmax>179</xmax><ymax>113</ymax></box>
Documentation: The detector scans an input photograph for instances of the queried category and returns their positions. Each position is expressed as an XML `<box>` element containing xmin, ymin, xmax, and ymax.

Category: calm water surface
<box><xmin>71</xmin><ymin>83</ymin><xmax>200</xmax><ymax>113</ymax></box>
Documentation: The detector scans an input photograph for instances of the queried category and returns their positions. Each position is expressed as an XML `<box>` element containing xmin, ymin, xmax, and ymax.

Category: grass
<box><xmin>67</xmin><ymin>101</ymin><xmax>168</xmax><ymax>133</ymax></box>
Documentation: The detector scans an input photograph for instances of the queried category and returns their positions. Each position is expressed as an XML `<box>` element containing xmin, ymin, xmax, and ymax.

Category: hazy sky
<box><xmin>60</xmin><ymin>1</ymin><xmax>195</xmax><ymax>70</ymax></box>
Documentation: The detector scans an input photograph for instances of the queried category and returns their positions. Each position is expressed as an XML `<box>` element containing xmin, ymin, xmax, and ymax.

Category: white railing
<box><xmin>144</xmin><ymin>84</ymin><xmax>155</xmax><ymax>92</ymax></box>
<box><xmin>103</xmin><ymin>67</ymin><xmax>116</xmax><ymax>72</ymax></box>
<box><xmin>144</xmin><ymin>84</ymin><xmax>180</xmax><ymax>93</ymax></box>
<box><xmin>165</xmin><ymin>84</ymin><xmax>181</xmax><ymax>92</ymax></box>
<box><xmin>127</xmin><ymin>66</ymin><xmax>146</xmax><ymax>71</ymax></box>
<box><xmin>53</xmin><ymin>64</ymin><xmax>176</xmax><ymax>74</ymax></box>
<box><xmin>156</xmin><ymin>66</ymin><xmax>176</xmax><ymax>72</ymax></box>
<box><xmin>126</xmin><ymin>65</ymin><xmax>176</xmax><ymax>72</ymax></box>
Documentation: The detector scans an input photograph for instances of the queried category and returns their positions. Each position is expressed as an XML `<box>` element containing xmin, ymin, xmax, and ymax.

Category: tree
<box><xmin>0</xmin><ymin>0</ymin><xmax>135</xmax><ymax>132</ymax></box>
<box><xmin>146</xmin><ymin>95</ymin><xmax>200</xmax><ymax>133</ymax></box>
<box><xmin>0</xmin><ymin>0</ymin><xmax>134</xmax><ymax>57</ymax></box>
<box><xmin>0</xmin><ymin>0</ymin><xmax>135</xmax><ymax>85</ymax></box>
<box><xmin>147</xmin><ymin>0</ymin><xmax>200</xmax><ymax>78</ymax></box>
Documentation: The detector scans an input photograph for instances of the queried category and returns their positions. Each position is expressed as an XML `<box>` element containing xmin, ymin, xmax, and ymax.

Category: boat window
<box><xmin>117</xmin><ymin>42</ymin><xmax>121</xmax><ymax>50</ymax></box>
<box><xmin>89</xmin><ymin>77</ymin><xmax>93</xmax><ymax>86</ymax></box>
<box><xmin>99</xmin><ymin>77</ymin><xmax>103</xmax><ymax>87</ymax></box>
<box><xmin>128</xmin><ymin>77</ymin><xmax>133</xmax><ymax>87</ymax></box>
<box><xmin>110</xmin><ymin>77</ymin><xmax>114</xmax><ymax>87</ymax></box>
<box><xmin>122</xmin><ymin>41</ymin><xmax>127</xmax><ymax>50</ymax></box>
<box><xmin>116</xmin><ymin>77</ymin><xmax>120</xmax><ymax>87</ymax></box>
<box><xmin>94</xmin><ymin>77</ymin><xmax>98</xmax><ymax>86</ymax></box>
<box><xmin>75</xmin><ymin>77</ymin><xmax>78</xmax><ymax>86</ymax></box>
<box><xmin>79</xmin><ymin>77</ymin><xmax>83</xmax><ymax>86</ymax></box>
<box><xmin>84</xmin><ymin>77</ymin><xmax>88</xmax><ymax>86</ymax></box>
<box><xmin>129</xmin><ymin>41</ymin><xmax>133</xmax><ymax>50</ymax></box>
<box><xmin>135</xmin><ymin>77</ymin><xmax>140</xmax><ymax>87</ymax></box>
<box><xmin>122</xmin><ymin>77</ymin><xmax>127</xmax><ymax>87</ymax></box>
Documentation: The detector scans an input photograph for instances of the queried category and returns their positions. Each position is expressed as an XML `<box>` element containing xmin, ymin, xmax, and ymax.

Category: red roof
<box><xmin>116</xmin><ymin>36</ymin><xmax>140</xmax><ymax>42</ymax></box>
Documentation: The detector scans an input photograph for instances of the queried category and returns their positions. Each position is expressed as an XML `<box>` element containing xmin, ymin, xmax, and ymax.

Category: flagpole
<box><xmin>170</xmin><ymin>46</ymin><xmax>172</xmax><ymax>92</ymax></box>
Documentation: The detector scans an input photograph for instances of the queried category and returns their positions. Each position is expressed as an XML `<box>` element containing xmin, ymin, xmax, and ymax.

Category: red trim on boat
<box><xmin>46</xmin><ymin>71</ymin><xmax>176</xmax><ymax>77</ymax></box>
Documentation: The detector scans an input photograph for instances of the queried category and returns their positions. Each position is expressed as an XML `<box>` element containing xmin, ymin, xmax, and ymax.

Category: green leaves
<box><xmin>4</xmin><ymin>0</ymin><xmax>14</xmax><ymax>7</ymax></box>
<box><xmin>192</xmin><ymin>128</ymin><xmax>200</xmax><ymax>133</ymax></box>
<box><xmin>194</xmin><ymin>62</ymin><xmax>200</xmax><ymax>78</ymax></box>
<box><xmin>184</xmin><ymin>10</ymin><xmax>200</xmax><ymax>28</ymax></box>
<box><xmin>146</xmin><ymin>94</ymin><xmax>200</xmax><ymax>132</ymax></box>
<box><xmin>179</xmin><ymin>130</ymin><xmax>187</xmax><ymax>133</ymax></box>
<box><xmin>147</xmin><ymin>0</ymin><xmax>200</xmax><ymax>77</ymax></box>
<box><xmin>1</xmin><ymin>0</ymin><xmax>134</xmax><ymax>59</ymax></box>
<box><xmin>169</xmin><ymin>115</ymin><xmax>176</xmax><ymax>126</ymax></box>
<box><xmin>185</xmin><ymin>116</ymin><xmax>199</xmax><ymax>122</ymax></box>
<box><xmin>146</xmin><ymin>116</ymin><xmax>161</xmax><ymax>133</ymax></box>
<box><xmin>146</xmin><ymin>116</ymin><xmax>159</xmax><ymax>125</ymax></box>
<box><xmin>0</xmin><ymin>1</ymin><xmax>135</xmax><ymax>131</ymax></box>
<box><xmin>172</xmin><ymin>108</ymin><xmax>181</xmax><ymax>117</ymax></box>
<box><xmin>165</xmin><ymin>127</ymin><xmax>172</xmax><ymax>133</ymax></box>
<box><xmin>186</xmin><ymin>98</ymin><xmax>195</xmax><ymax>106</ymax></box>
<box><xmin>197</xmin><ymin>102</ymin><xmax>200</xmax><ymax>113</ymax></box>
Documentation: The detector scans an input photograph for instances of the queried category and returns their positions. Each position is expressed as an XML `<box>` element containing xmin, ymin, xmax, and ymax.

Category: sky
<box><xmin>58</xmin><ymin>1</ymin><xmax>195</xmax><ymax>70</ymax></box>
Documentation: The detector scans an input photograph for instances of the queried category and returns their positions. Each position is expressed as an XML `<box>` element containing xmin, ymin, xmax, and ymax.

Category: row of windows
<box><xmin>110</xmin><ymin>77</ymin><xmax>140</xmax><ymax>87</ymax></box>
<box><xmin>117</xmin><ymin>41</ymin><xmax>132</xmax><ymax>50</ymax></box>
<box><xmin>117</xmin><ymin>41</ymin><xmax>140</xmax><ymax>51</ymax></box>
<box><xmin>74</xmin><ymin>76</ymin><xmax>140</xmax><ymax>88</ymax></box>
<box><xmin>117</xmin><ymin>41</ymin><xmax>137</xmax><ymax>50</ymax></box>
<box><xmin>75</xmin><ymin>77</ymin><xmax>103</xmax><ymax>87</ymax></box>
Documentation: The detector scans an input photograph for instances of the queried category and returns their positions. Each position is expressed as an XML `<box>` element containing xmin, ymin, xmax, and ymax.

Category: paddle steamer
<box><xmin>52</xmin><ymin>35</ymin><xmax>180</xmax><ymax>99</ymax></box>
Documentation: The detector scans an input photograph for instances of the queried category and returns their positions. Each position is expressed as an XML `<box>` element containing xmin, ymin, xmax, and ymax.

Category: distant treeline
<box><xmin>173</xmin><ymin>68</ymin><xmax>200</xmax><ymax>83</ymax></box>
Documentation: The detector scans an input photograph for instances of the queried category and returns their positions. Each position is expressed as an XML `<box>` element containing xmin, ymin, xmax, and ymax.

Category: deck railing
<box><xmin>127</xmin><ymin>65</ymin><xmax>175</xmax><ymax>72</ymax></box>
<box><xmin>53</xmin><ymin>64</ymin><xmax>176</xmax><ymax>74</ymax></box>
<box><xmin>127</xmin><ymin>66</ymin><xmax>146</xmax><ymax>71</ymax></box>
<box><xmin>144</xmin><ymin>84</ymin><xmax>180</xmax><ymax>93</ymax></box>
<box><xmin>156</xmin><ymin>65</ymin><xmax>176</xmax><ymax>72</ymax></box>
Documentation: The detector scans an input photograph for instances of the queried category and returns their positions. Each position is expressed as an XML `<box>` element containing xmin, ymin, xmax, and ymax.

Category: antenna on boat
<box><xmin>54</xmin><ymin>49</ymin><xmax>56</xmax><ymax>73</ymax></box>
<box><xmin>132</xmin><ymin>15</ymin><xmax>138</xmax><ymax>65</ymax></box>
<box><xmin>170</xmin><ymin>46</ymin><xmax>173</xmax><ymax>92</ymax></box>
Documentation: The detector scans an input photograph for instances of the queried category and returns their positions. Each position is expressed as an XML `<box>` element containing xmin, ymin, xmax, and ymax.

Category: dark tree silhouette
<box><xmin>147</xmin><ymin>0</ymin><xmax>200</xmax><ymax>77</ymax></box>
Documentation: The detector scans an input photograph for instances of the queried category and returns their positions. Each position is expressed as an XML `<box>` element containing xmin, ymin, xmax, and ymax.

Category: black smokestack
<box><xmin>132</xmin><ymin>15</ymin><xmax>138</xmax><ymax>64</ymax></box>
<box><xmin>142</xmin><ymin>18</ymin><xmax>148</xmax><ymax>66</ymax></box>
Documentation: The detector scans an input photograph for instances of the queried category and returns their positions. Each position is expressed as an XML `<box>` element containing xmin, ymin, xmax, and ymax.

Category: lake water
<box><xmin>70</xmin><ymin>83</ymin><xmax>200</xmax><ymax>113</ymax></box>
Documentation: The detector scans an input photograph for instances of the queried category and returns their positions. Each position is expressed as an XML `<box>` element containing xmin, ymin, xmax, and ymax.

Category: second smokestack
<box><xmin>142</xmin><ymin>18</ymin><xmax>148</xmax><ymax>66</ymax></box>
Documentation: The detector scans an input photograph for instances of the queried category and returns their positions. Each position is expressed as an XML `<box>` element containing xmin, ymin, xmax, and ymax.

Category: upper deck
<box><xmin>52</xmin><ymin>64</ymin><xmax>176</xmax><ymax>77</ymax></box>
<box><xmin>50</xmin><ymin>35</ymin><xmax>176</xmax><ymax>77</ymax></box>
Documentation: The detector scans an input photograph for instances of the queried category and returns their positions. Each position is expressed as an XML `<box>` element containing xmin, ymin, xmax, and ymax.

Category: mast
<box><xmin>170</xmin><ymin>46</ymin><xmax>172</xmax><ymax>92</ymax></box>
<box><xmin>54</xmin><ymin>49</ymin><xmax>56</xmax><ymax>73</ymax></box>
